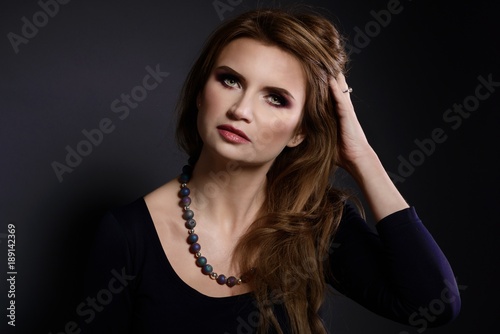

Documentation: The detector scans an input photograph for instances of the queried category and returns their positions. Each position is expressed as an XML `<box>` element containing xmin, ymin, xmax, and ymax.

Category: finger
<box><xmin>329</xmin><ymin>75</ymin><xmax>342</xmax><ymax>95</ymax></box>
<box><xmin>329</xmin><ymin>73</ymin><xmax>351</xmax><ymax>97</ymax></box>
<box><xmin>329</xmin><ymin>74</ymin><xmax>354</xmax><ymax>110</ymax></box>
<box><xmin>336</xmin><ymin>72</ymin><xmax>349</xmax><ymax>93</ymax></box>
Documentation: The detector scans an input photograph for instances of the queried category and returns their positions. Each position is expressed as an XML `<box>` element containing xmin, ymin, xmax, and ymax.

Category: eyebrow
<box><xmin>214</xmin><ymin>65</ymin><xmax>296</xmax><ymax>101</ymax></box>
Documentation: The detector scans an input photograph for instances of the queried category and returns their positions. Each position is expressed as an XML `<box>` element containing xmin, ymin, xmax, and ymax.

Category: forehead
<box><xmin>214</xmin><ymin>38</ymin><xmax>306</xmax><ymax>96</ymax></box>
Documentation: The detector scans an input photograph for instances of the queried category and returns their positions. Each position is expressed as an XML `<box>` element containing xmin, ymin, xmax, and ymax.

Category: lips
<box><xmin>216</xmin><ymin>124</ymin><xmax>251</xmax><ymax>142</ymax></box>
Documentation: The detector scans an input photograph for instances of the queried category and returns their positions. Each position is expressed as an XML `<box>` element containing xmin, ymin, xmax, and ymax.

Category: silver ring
<box><xmin>342</xmin><ymin>87</ymin><xmax>353</xmax><ymax>94</ymax></box>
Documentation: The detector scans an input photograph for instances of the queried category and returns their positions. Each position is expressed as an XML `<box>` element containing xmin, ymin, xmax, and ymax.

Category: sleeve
<box><xmin>78</xmin><ymin>211</ymin><xmax>136</xmax><ymax>334</ymax></box>
<box><xmin>326</xmin><ymin>204</ymin><xmax>461</xmax><ymax>327</ymax></box>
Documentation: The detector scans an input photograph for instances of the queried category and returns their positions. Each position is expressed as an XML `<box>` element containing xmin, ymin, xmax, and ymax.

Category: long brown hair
<box><xmin>176</xmin><ymin>7</ymin><xmax>349</xmax><ymax>334</ymax></box>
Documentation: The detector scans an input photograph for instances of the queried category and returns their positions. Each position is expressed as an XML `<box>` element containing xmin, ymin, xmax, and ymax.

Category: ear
<box><xmin>286</xmin><ymin>132</ymin><xmax>305</xmax><ymax>148</ymax></box>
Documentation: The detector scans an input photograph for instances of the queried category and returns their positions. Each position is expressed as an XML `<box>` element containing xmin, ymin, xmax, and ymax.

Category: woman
<box><xmin>82</xmin><ymin>8</ymin><xmax>461</xmax><ymax>334</ymax></box>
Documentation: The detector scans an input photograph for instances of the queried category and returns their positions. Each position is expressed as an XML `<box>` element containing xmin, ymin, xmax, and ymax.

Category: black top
<box><xmin>80</xmin><ymin>198</ymin><xmax>461</xmax><ymax>333</ymax></box>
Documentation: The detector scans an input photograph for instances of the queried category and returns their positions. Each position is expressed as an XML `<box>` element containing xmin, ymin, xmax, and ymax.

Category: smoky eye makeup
<box><xmin>213</xmin><ymin>65</ymin><xmax>294</xmax><ymax>108</ymax></box>
<box><xmin>215</xmin><ymin>72</ymin><xmax>241</xmax><ymax>89</ymax></box>
<box><xmin>265</xmin><ymin>90</ymin><xmax>290</xmax><ymax>108</ymax></box>
<box><xmin>214</xmin><ymin>66</ymin><xmax>244</xmax><ymax>87</ymax></box>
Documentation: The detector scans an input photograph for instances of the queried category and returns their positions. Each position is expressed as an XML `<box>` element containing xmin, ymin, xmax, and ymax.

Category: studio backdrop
<box><xmin>0</xmin><ymin>0</ymin><xmax>498</xmax><ymax>333</ymax></box>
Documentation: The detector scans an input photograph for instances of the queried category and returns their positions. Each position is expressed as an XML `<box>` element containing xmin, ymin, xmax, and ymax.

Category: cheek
<box><xmin>197</xmin><ymin>87</ymin><xmax>219</xmax><ymax>127</ymax></box>
<box><xmin>200</xmin><ymin>81</ymin><xmax>226</xmax><ymax>112</ymax></box>
<box><xmin>253</xmin><ymin>116</ymin><xmax>300</xmax><ymax>149</ymax></box>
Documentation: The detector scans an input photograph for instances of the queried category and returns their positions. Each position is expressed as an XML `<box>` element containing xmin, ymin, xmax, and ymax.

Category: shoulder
<box><xmin>84</xmin><ymin>198</ymin><xmax>152</xmax><ymax>279</ymax></box>
<box><xmin>105</xmin><ymin>198</ymin><xmax>152</xmax><ymax>232</ymax></box>
<box><xmin>143</xmin><ymin>178</ymin><xmax>181</xmax><ymax>229</ymax></box>
<box><xmin>100</xmin><ymin>178</ymin><xmax>179</xmax><ymax>235</ymax></box>
<box><xmin>94</xmin><ymin>198</ymin><xmax>153</xmax><ymax>257</ymax></box>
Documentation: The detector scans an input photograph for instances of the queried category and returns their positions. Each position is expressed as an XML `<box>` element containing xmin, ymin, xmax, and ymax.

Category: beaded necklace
<box><xmin>178</xmin><ymin>164</ymin><xmax>253</xmax><ymax>287</ymax></box>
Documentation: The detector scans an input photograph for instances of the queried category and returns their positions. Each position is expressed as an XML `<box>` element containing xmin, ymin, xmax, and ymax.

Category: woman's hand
<box><xmin>329</xmin><ymin>72</ymin><xmax>373</xmax><ymax>172</ymax></box>
<box><xmin>329</xmin><ymin>72</ymin><xmax>409</xmax><ymax>221</ymax></box>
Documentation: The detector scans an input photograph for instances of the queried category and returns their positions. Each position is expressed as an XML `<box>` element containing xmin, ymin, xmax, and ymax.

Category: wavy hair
<box><xmin>176</xmin><ymin>7</ymin><xmax>350</xmax><ymax>334</ymax></box>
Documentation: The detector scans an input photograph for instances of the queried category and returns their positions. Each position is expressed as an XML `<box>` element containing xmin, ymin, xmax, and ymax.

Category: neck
<box><xmin>187</xmin><ymin>154</ymin><xmax>269</xmax><ymax>233</ymax></box>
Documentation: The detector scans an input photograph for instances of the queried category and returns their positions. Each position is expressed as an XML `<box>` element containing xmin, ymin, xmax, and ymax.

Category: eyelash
<box><xmin>216</xmin><ymin>74</ymin><xmax>289</xmax><ymax>108</ymax></box>
<box><xmin>266</xmin><ymin>94</ymin><xmax>288</xmax><ymax>107</ymax></box>
<box><xmin>220</xmin><ymin>75</ymin><xmax>240</xmax><ymax>89</ymax></box>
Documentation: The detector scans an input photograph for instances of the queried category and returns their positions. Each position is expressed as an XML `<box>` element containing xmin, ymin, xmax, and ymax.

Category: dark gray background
<box><xmin>1</xmin><ymin>0</ymin><xmax>498</xmax><ymax>333</ymax></box>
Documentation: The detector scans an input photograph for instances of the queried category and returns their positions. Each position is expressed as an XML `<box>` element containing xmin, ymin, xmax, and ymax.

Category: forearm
<box><xmin>344</xmin><ymin>148</ymin><xmax>409</xmax><ymax>222</ymax></box>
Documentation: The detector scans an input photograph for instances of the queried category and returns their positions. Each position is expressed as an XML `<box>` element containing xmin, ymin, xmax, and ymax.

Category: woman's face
<box><xmin>197</xmin><ymin>38</ymin><xmax>306</xmax><ymax>168</ymax></box>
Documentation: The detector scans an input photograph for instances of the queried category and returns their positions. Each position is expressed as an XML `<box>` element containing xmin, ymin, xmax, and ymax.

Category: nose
<box><xmin>227</xmin><ymin>92</ymin><xmax>254</xmax><ymax>123</ymax></box>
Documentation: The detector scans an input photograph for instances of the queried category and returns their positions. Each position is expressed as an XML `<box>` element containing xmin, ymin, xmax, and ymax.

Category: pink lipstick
<box><xmin>216</xmin><ymin>125</ymin><xmax>251</xmax><ymax>143</ymax></box>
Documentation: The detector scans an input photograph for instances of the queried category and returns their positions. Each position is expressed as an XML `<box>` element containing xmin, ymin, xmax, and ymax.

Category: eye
<box><xmin>266</xmin><ymin>94</ymin><xmax>288</xmax><ymax>107</ymax></box>
<box><xmin>224</xmin><ymin>77</ymin><xmax>239</xmax><ymax>87</ymax></box>
<box><xmin>218</xmin><ymin>74</ymin><xmax>241</xmax><ymax>89</ymax></box>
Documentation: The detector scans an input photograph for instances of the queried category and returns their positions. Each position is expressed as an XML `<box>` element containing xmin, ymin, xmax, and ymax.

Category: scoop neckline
<box><xmin>138</xmin><ymin>197</ymin><xmax>253</xmax><ymax>302</ymax></box>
